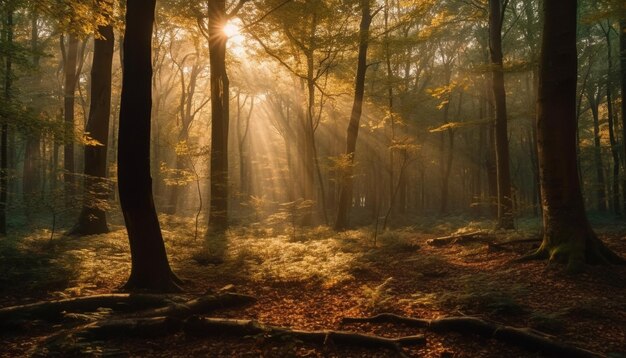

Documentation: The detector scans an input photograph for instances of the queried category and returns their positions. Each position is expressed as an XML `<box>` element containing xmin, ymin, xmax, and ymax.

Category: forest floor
<box><xmin>1</xmin><ymin>215</ymin><xmax>625</xmax><ymax>357</ymax></box>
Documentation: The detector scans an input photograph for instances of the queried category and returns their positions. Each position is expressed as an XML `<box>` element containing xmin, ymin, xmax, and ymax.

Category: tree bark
<box><xmin>63</xmin><ymin>33</ymin><xmax>79</xmax><ymax>208</ymax></box>
<box><xmin>208</xmin><ymin>0</ymin><xmax>230</xmax><ymax>232</ymax></box>
<box><xmin>530</xmin><ymin>0</ymin><xmax>624</xmax><ymax>272</ymax></box>
<box><xmin>72</xmin><ymin>24</ymin><xmax>114</xmax><ymax>235</ymax></box>
<box><xmin>0</xmin><ymin>5</ymin><xmax>13</xmax><ymax>235</ymax></box>
<box><xmin>587</xmin><ymin>90</ymin><xmax>607</xmax><ymax>212</ymax></box>
<box><xmin>489</xmin><ymin>0</ymin><xmax>514</xmax><ymax>229</ymax></box>
<box><xmin>619</xmin><ymin>18</ymin><xmax>626</xmax><ymax>212</ymax></box>
<box><xmin>603</xmin><ymin>23</ymin><xmax>621</xmax><ymax>216</ymax></box>
<box><xmin>334</xmin><ymin>0</ymin><xmax>372</xmax><ymax>231</ymax></box>
<box><xmin>23</xmin><ymin>10</ymin><xmax>41</xmax><ymax>213</ymax></box>
<box><xmin>118</xmin><ymin>0</ymin><xmax>180</xmax><ymax>291</ymax></box>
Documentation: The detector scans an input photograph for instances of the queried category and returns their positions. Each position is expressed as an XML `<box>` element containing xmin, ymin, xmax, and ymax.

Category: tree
<box><xmin>0</xmin><ymin>2</ymin><xmax>13</xmax><ymax>235</ymax></box>
<box><xmin>527</xmin><ymin>0</ymin><xmax>623</xmax><ymax>272</ymax></box>
<box><xmin>23</xmin><ymin>8</ymin><xmax>42</xmax><ymax>211</ymax></box>
<box><xmin>197</xmin><ymin>0</ymin><xmax>247</xmax><ymax>231</ymax></box>
<box><xmin>334</xmin><ymin>0</ymin><xmax>375</xmax><ymax>231</ymax></box>
<box><xmin>71</xmin><ymin>18</ymin><xmax>115</xmax><ymax>235</ymax></box>
<box><xmin>118</xmin><ymin>0</ymin><xmax>180</xmax><ymax>291</ymax></box>
<box><xmin>489</xmin><ymin>0</ymin><xmax>514</xmax><ymax>229</ymax></box>
<box><xmin>61</xmin><ymin>33</ymin><xmax>79</xmax><ymax>208</ymax></box>
<box><xmin>618</xmin><ymin>18</ymin><xmax>626</xmax><ymax>212</ymax></box>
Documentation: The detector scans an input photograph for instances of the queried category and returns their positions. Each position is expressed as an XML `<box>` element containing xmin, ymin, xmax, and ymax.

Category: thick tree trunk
<box><xmin>63</xmin><ymin>33</ymin><xmax>79</xmax><ymax>208</ymax></box>
<box><xmin>118</xmin><ymin>0</ymin><xmax>180</xmax><ymax>291</ymax></box>
<box><xmin>531</xmin><ymin>0</ymin><xmax>623</xmax><ymax>272</ymax></box>
<box><xmin>334</xmin><ymin>0</ymin><xmax>372</xmax><ymax>231</ymax></box>
<box><xmin>0</xmin><ymin>7</ymin><xmax>12</xmax><ymax>235</ymax></box>
<box><xmin>208</xmin><ymin>0</ymin><xmax>230</xmax><ymax>232</ymax></box>
<box><xmin>489</xmin><ymin>0</ymin><xmax>514</xmax><ymax>229</ymax></box>
<box><xmin>72</xmin><ymin>25</ymin><xmax>114</xmax><ymax>235</ymax></box>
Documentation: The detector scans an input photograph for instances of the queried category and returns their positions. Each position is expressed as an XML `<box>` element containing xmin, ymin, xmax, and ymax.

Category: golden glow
<box><xmin>223</xmin><ymin>22</ymin><xmax>240</xmax><ymax>38</ymax></box>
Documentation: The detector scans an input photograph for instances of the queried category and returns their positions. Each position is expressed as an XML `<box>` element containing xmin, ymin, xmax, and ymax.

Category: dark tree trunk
<box><xmin>208</xmin><ymin>0</ymin><xmax>230</xmax><ymax>232</ymax></box>
<box><xmin>334</xmin><ymin>0</ymin><xmax>372</xmax><ymax>231</ymax></box>
<box><xmin>603</xmin><ymin>24</ymin><xmax>620</xmax><ymax>216</ymax></box>
<box><xmin>588</xmin><ymin>92</ymin><xmax>607</xmax><ymax>212</ymax></box>
<box><xmin>619</xmin><ymin>18</ymin><xmax>626</xmax><ymax>212</ymax></box>
<box><xmin>63</xmin><ymin>33</ymin><xmax>79</xmax><ymax>208</ymax></box>
<box><xmin>23</xmin><ymin>10</ymin><xmax>41</xmax><ymax>212</ymax></box>
<box><xmin>236</xmin><ymin>93</ymin><xmax>253</xmax><ymax>199</ymax></box>
<box><xmin>0</xmin><ymin>6</ymin><xmax>13</xmax><ymax>235</ymax></box>
<box><xmin>118</xmin><ymin>0</ymin><xmax>180</xmax><ymax>292</ymax></box>
<box><xmin>530</xmin><ymin>0</ymin><xmax>623</xmax><ymax>272</ymax></box>
<box><xmin>489</xmin><ymin>0</ymin><xmax>514</xmax><ymax>229</ymax></box>
<box><xmin>72</xmin><ymin>24</ymin><xmax>114</xmax><ymax>235</ymax></box>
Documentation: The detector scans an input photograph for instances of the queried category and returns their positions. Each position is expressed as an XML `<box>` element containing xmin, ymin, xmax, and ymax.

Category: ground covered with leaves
<box><xmin>1</xmin><ymin>215</ymin><xmax>625</xmax><ymax>357</ymax></box>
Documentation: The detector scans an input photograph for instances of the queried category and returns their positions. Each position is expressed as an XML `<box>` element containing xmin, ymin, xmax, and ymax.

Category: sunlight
<box><xmin>223</xmin><ymin>19</ymin><xmax>247</xmax><ymax>57</ymax></box>
<box><xmin>223</xmin><ymin>22</ymin><xmax>240</xmax><ymax>38</ymax></box>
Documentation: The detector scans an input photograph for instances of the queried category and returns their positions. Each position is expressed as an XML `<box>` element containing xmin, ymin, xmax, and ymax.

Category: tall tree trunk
<box><xmin>208</xmin><ymin>0</ymin><xmax>230</xmax><ymax>232</ymax></box>
<box><xmin>619</xmin><ymin>19</ymin><xmax>626</xmax><ymax>216</ymax></box>
<box><xmin>603</xmin><ymin>23</ymin><xmax>620</xmax><ymax>216</ymax></box>
<box><xmin>334</xmin><ymin>0</ymin><xmax>372</xmax><ymax>230</ymax></box>
<box><xmin>489</xmin><ymin>0</ymin><xmax>514</xmax><ymax>229</ymax></box>
<box><xmin>63</xmin><ymin>33</ymin><xmax>79</xmax><ymax>208</ymax></box>
<box><xmin>23</xmin><ymin>10</ymin><xmax>41</xmax><ymax>213</ymax></box>
<box><xmin>0</xmin><ymin>5</ymin><xmax>13</xmax><ymax>235</ymax></box>
<box><xmin>236</xmin><ymin>93</ymin><xmax>253</xmax><ymax>199</ymax></box>
<box><xmin>588</xmin><ymin>91</ymin><xmax>607</xmax><ymax>212</ymax></box>
<box><xmin>72</xmin><ymin>24</ymin><xmax>114</xmax><ymax>235</ymax></box>
<box><xmin>530</xmin><ymin>0</ymin><xmax>623</xmax><ymax>272</ymax></box>
<box><xmin>118</xmin><ymin>0</ymin><xmax>180</xmax><ymax>292</ymax></box>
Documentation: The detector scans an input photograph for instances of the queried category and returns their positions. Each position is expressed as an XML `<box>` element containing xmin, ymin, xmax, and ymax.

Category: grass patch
<box><xmin>404</xmin><ymin>273</ymin><xmax>527</xmax><ymax>315</ymax></box>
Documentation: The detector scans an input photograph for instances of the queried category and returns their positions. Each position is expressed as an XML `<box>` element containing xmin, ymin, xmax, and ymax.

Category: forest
<box><xmin>0</xmin><ymin>0</ymin><xmax>625</xmax><ymax>356</ymax></box>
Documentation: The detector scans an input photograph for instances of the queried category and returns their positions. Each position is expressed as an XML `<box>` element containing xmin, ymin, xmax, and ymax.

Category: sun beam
<box><xmin>223</xmin><ymin>22</ymin><xmax>240</xmax><ymax>38</ymax></box>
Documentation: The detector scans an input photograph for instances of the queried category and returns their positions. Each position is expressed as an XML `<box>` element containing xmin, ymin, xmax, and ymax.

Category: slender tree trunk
<box><xmin>63</xmin><ymin>33</ymin><xmax>79</xmax><ymax>208</ymax></box>
<box><xmin>208</xmin><ymin>0</ymin><xmax>230</xmax><ymax>232</ymax></box>
<box><xmin>604</xmin><ymin>24</ymin><xmax>621</xmax><ymax>216</ymax></box>
<box><xmin>619</xmin><ymin>19</ymin><xmax>626</xmax><ymax>212</ymax></box>
<box><xmin>23</xmin><ymin>10</ymin><xmax>41</xmax><ymax>213</ymax></box>
<box><xmin>72</xmin><ymin>24</ymin><xmax>114</xmax><ymax>235</ymax></box>
<box><xmin>0</xmin><ymin>6</ymin><xmax>13</xmax><ymax>235</ymax></box>
<box><xmin>530</xmin><ymin>0</ymin><xmax>623</xmax><ymax>272</ymax></box>
<box><xmin>118</xmin><ymin>0</ymin><xmax>180</xmax><ymax>292</ymax></box>
<box><xmin>236</xmin><ymin>94</ymin><xmax>253</xmax><ymax>199</ymax></box>
<box><xmin>334</xmin><ymin>0</ymin><xmax>372</xmax><ymax>230</ymax></box>
<box><xmin>588</xmin><ymin>93</ymin><xmax>607</xmax><ymax>212</ymax></box>
<box><xmin>489</xmin><ymin>0</ymin><xmax>514</xmax><ymax>229</ymax></box>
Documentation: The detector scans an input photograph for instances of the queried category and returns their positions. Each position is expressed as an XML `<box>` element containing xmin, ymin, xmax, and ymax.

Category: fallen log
<box><xmin>427</xmin><ymin>231</ymin><xmax>493</xmax><ymax>247</ymax></box>
<box><xmin>184</xmin><ymin>316</ymin><xmax>425</xmax><ymax>358</ymax></box>
<box><xmin>341</xmin><ymin>313</ymin><xmax>602</xmax><ymax>358</ymax></box>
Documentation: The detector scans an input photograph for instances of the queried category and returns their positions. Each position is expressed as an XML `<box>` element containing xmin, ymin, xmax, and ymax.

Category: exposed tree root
<box><xmin>514</xmin><ymin>232</ymin><xmax>625</xmax><ymax>273</ymax></box>
<box><xmin>139</xmin><ymin>292</ymin><xmax>256</xmax><ymax>318</ymax></box>
<box><xmin>0</xmin><ymin>294</ymin><xmax>177</xmax><ymax>327</ymax></box>
<box><xmin>38</xmin><ymin>315</ymin><xmax>424</xmax><ymax>357</ymax></box>
<box><xmin>487</xmin><ymin>238</ymin><xmax>542</xmax><ymax>251</ymax></box>
<box><xmin>0</xmin><ymin>292</ymin><xmax>255</xmax><ymax>332</ymax></box>
<box><xmin>427</xmin><ymin>231</ymin><xmax>494</xmax><ymax>246</ymax></box>
<box><xmin>341</xmin><ymin>313</ymin><xmax>602</xmax><ymax>358</ymax></box>
<box><xmin>184</xmin><ymin>316</ymin><xmax>425</xmax><ymax>357</ymax></box>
